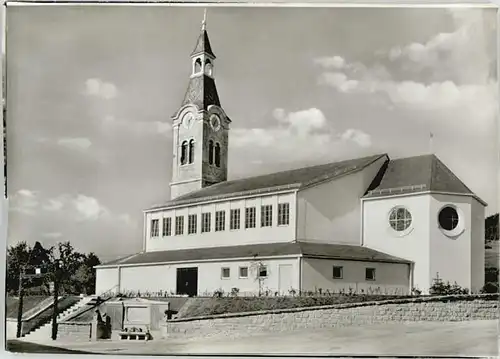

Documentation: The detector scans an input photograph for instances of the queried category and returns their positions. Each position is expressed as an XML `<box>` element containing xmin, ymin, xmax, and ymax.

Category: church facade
<box><xmin>94</xmin><ymin>19</ymin><xmax>486</xmax><ymax>297</ymax></box>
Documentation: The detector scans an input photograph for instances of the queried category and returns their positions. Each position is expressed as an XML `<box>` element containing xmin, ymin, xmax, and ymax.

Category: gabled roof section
<box><xmin>191</xmin><ymin>30</ymin><xmax>216</xmax><ymax>59</ymax></box>
<box><xmin>148</xmin><ymin>154</ymin><xmax>387</xmax><ymax>210</ymax></box>
<box><xmin>96</xmin><ymin>241</ymin><xmax>411</xmax><ymax>267</ymax></box>
<box><xmin>181</xmin><ymin>74</ymin><xmax>221</xmax><ymax>110</ymax></box>
<box><xmin>364</xmin><ymin>154</ymin><xmax>484</xmax><ymax>204</ymax></box>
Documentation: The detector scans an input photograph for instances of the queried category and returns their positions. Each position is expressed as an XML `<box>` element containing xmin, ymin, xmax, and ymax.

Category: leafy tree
<box><xmin>6</xmin><ymin>241</ymin><xmax>52</xmax><ymax>294</ymax></box>
<box><xmin>71</xmin><ymin>252</ymin><xmax>101</xmax><ymax>294</ymax></box>
<box><xmin>6</xmin><ymin>240</ymin><xmax>101</xmax><ymax>295</ymax></box>
<box><xmin>48</xmin><ymin>241</ymin><xmax>85</xmax><ymax>294</ymax></box>
<box><xmin>485</xmin><ymin>213</ymin><xmax>499</xmax><ymax>242</ymax></box>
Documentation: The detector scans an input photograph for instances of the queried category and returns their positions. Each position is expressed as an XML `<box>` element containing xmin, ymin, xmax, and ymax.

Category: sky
<box><xmin>5</xmin><ymin>5</ymin><xmax>498</xmax><ymax>261</ymax></box>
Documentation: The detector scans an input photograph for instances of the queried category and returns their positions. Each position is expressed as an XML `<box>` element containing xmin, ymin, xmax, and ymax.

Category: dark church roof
<box><xmin>181</xmin><ymin>74</ymin><xmax>221</xmax><ymax>110</ymax></box>
<box><xmin>149</xmin><ymin>154</ymin><xmax>387</xmax><ymax>210</ymax></box>
<box><xmin>364</xmin><ymin>154</ymin><xmax>485</xmax><ymax>205</ymax></box>
<box><xmin>191</xmin><ymin>29</ymin><xmax>216</xmax><ymax>58</ymax></box>
<box><xmin>97</xmin><ymin>241</ymin><xmax>411</xmax><ymax>267</ymax></box>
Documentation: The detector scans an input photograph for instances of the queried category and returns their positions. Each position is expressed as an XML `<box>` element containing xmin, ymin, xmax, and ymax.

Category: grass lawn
<box><xmin>5</xmin><ymin>296</ymin><xmax>52</xmax><ymax>319</ymax></box>
<box><xmin>177</xmin><ymin>294</ymin><xmax>412</xmax><ymax>318</ymax></box>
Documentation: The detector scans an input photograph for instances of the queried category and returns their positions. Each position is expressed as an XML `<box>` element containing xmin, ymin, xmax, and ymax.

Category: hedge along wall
<box><xmin>161</xmin><ymin>294</ymin><xmax>499</xmax><ymax>341</ymax></box>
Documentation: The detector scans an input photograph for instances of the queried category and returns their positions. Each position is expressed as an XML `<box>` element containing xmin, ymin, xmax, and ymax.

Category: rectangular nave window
<box><xmin>230</xmin><ymin>209</ymin><xmax>240</xmax><ymax>230</ymax></box>
<box><xmin>245</xmin><ymin>207</ymin><xmax>256</xmax><ymax>229</ymax></box>
<box><xmin>175</xmin><ymin>216</ymin><xmax>184</xmax><ymax>235</ymax></box>
<box><xmin>278</xmin><ymin>203</ymin><xmax>290</xmax><ymax>226</ymax></box>
<box><xmin>162</xmin><ymin>217</ymin><xmax>172</xmax><ymax>237</ymax></box>
<box><xmin>150</xmin><ymin>219</ymin><xmax>159</xmax><ymax>238</ymax></box>
<box><xmin>188</xmin><ymin>214</ymin><xmax>197</xmax><ymax>234</ymax></box>
<box><xmin>202</xmin><ymin>212</ymin><xmax>211</xmax><ymax>233</ymax></box>
<box><xmin>261</xmin><ymin>205</ymin><xmax>273</xmax><ymax>227</ymax></box>
<box><xmin>215</xmin><ymin>210</ymin><xmax>226</xmax><ymax>231</ymax></box>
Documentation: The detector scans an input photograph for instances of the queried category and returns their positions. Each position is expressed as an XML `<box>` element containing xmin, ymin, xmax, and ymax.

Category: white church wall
<box><xmin>97</xmin><ymin>257</ymin><xmax>300</xmax><ymax>296</ymax></box>
<box><xmin>95</xmin><ymin>267</ymin><xmax>119</xmax><ymax>295</ymax></box>
<box><xmin>362</xmin><ymin>194</ymin><xmax>431</xmax><ymax>292</ymax></box>
<box><xmin>470</xmin><ymin>197</ymin><xmax>485</xmax><ymax>292</ymax></box>
<box><xmin>429</xmin><ymin>194</ymin><xmax>477</xmax><ymax>291</ymax></box>
<box><xmin>297</xmin><ymin>156</ymin><xmax>387</xmax><ymax>245</ymax></box>
<box><xmin>301</xmin><ymin>258</ymin><xmax>410</xmax><ymax>295</ymax></box>
<box><xmin>144</xmin><ymin>192</ymin><xmax>296</xmax><ymax>252</ymax></box>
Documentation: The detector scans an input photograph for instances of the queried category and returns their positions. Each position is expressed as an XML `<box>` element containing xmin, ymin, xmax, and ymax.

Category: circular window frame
<box><xmin>437</xmin><ymin>204</ymin><xmax>465</xmax><ymax>238</ymax></box>
<box><xmin>387</xmin><ymin>206</ymin><xmax>414</xmax><ymax>237</ymax></box>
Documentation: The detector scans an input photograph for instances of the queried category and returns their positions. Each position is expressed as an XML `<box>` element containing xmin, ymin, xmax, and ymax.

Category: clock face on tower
<box><xmin>210</xmin><ymin>114</ymin><xmax>221</xmax><ymax>132</ymax></box>
<box><xmin>182</xmin><ymin>113</ymin><xmax>195</xmax><ymax>129</ymax></box>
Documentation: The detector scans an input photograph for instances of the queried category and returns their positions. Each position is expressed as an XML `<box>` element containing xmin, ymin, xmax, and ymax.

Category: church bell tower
<box><xmin>170</xmin><ymin>11</ymin><xmax>231</xmax><ymax>200</ymax></box>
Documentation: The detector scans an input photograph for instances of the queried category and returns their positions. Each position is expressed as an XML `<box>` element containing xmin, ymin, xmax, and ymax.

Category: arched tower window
<box><xmin>188</xmin><ymin>140</ymin><xmax>195</xmax><ymax>164</ymax></box>
<box><xmin>194</xmin><ymin>58</ymin><xmax>202</xmax><ymax>74</ymax></box>
<box><xmin>208</xmin><ymin>140</ymin><xmax>214</xmax><ymax>165</ymax></box>
<box><xmin>180</xmin><ymin>141</ymin><xmax>188</xmax><ymax>165</ymax></box>
<box><xmin>214</xmin><ymin>142</ymin><xmax>221</xmax><ymax>167</ymax></box>
<box><xmin>205</xmin><ymin>59</ymin><xmax>213</xmax><ymax>76</ymax></box>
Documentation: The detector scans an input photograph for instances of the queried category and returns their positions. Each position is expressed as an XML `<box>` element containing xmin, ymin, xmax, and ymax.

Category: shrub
<box><xmin>481</xmin><ymin>282</ymin><xmax>499</xmax><ymax>294</ymax></box>
<box><xmin>429</xmin><ymin>274</ymin><xmax>469</xmax><ymax>295</ymax></box>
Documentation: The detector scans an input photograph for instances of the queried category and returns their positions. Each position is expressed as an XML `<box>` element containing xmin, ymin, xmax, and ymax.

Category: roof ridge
<box><xmin>300</xmin><ymin>154</ymin><xmax>387</xmax><ymax>188</ymax></box>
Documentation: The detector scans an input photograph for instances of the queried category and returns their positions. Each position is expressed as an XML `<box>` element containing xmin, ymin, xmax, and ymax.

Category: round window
<box><xmin>389</xmin><ymin>207</ymin><xmax>412</xmax><ymax>232</ymax></box>
<box><xmin>438</xmin><ymin>206</ymin><xmax>460</xmax><ymax>231</ymax></box>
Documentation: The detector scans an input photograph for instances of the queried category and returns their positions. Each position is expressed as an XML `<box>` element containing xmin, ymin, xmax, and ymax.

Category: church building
<box><xmin>94</xmin><ymin>17</ymin><xmax>486</xmax><ymax>296</ymax></box>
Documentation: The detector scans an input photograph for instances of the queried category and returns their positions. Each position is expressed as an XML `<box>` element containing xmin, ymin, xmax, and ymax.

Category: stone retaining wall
<box><xmin>57</xmin><ymin>322</ymin><xmax>92</xmax><ymax>342</ymax></box>
<box><xmin>161</xmin><ymin>294</ymin><xmax>499</xmax><ymax>340</ymax></box>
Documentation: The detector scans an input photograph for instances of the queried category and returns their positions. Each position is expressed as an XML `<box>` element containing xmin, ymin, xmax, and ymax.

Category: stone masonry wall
<box><xmin>57</xmin><ymin>323</ymin><xmax>92</xmax><ymax>342</ymax></box>
<box><xmin>162</xmin><ymin>294</ymin><xmax>499</xmax><ymax>341</ymax></box>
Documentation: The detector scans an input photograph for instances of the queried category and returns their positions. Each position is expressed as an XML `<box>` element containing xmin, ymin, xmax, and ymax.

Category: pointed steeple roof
<box><xmin>178</xmin><ymin>10</ymin><xmax>220</xmax><ymax>112</ymax></box>
<box><xmin>181</xmin><ymin>75</ymin><xmax>221</xmax><ymax>109</ymax></box>
<box><xmin>191</xmin><ymin>10</ymin><xmax>216</xmax><ymax>58</ymax></box>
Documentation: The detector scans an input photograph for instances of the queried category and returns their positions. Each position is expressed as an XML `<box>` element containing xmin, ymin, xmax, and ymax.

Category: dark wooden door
<box><xmin>176</xmin><ymin>267</ymin><xmax>198</xmax><ymax>297</ymax></box>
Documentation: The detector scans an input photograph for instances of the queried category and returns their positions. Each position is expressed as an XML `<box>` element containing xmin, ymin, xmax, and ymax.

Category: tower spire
<box><xmin>202</xmin><ymin>9</ymin><xmax>207</xmax><ymax>31</ymax></box>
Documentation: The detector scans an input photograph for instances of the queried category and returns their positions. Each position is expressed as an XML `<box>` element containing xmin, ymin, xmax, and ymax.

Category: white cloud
<box><xmin>102</xmin><ymin>115</ymin><xmax>171</xmax><ymax>137</ymax></box>
<box><xmin>316</xmin><ymin>8</ymin><xmax>496</xmax><ymax>116</ymax></box>
<box><xmin>85</xmin><ymin>78</ymin><xmax>118</xmax><ymax>100</ymax></box>
<box><xmin>10</xmin><ymin>189</ymin><xmax>39</xmax><ymax>215</ymax></box>
<box><xmin>43</xmin><ymin>198</ymin><xmax>64</xmax><ymax>212</ymax></box>
<box><xmin>12</xmin><ymin>190</ymin><xmax>134</xmax><ymax>226</ymax></box>
<box><xmin>57</xmin><ymin>137</ymin><xmax>92</xmax><ymax>151</ymax></box>
<box><xmin>72</xmin><ymin>195</ymin><xmax>108</xmax><ymax>221</ymax></box>
<box><xmin>231</xmin><ymin>108</ymin><xmax>372</xmax><ymax>166</ymax></box>
<box><xmin>314</xmin><ymin>56</ymin><xmax>345</xmax><ymax>70</ymax></box>
<box><xmin>341</xmin><ymin>129</ymin><xmax>372</xmax><ymax>148</ymax></box>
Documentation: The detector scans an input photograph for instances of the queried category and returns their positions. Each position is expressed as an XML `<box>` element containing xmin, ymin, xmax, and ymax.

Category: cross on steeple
<box><xmin>202</xmin><ymin>9</ymin><xmax>207</xmax><ymax>31</ymax></box>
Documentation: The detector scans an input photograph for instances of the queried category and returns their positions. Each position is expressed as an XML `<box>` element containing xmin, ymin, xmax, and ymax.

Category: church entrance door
<box><xmin>176</xmin><ymin>267</ymin><xmax>198</xmax><ymax>297</ymax></box>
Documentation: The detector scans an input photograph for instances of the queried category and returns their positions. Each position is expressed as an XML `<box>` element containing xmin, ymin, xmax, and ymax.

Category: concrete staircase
<box><xmin>20</xmin><ymin>296</ymin><xmax>95</xmax><ymax>343</ymax></box>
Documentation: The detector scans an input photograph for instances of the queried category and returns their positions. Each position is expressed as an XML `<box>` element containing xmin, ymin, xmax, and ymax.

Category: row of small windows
<box><xmin>388</xmin><ymin>205</ymin><xmax>460</xmax><ymax>232</ymax></box>
<box><xmin>221</xmin><ymin>265</ymin><xmax>267</xmax><ymax>279</ymax></box>
<box><xmin>333</xmin><ymin>266</ymin><xmax>376</xmax><ymax>281</ymax></box>
<box><xmin>150</xmin><ymin>203</ymin><xmax>290</xmax><ymax>238</ymax></box>
<box><xmin>180</xmin><ymin>140</ymin><xmax>221</xmax><ymax>167</ymax></box>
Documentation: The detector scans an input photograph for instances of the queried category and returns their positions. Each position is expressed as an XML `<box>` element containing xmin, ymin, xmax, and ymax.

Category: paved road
<box><xmin>12</xmin><ymin>320</ymin><xmax>499</xmax><ymax>357</ymax></box>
